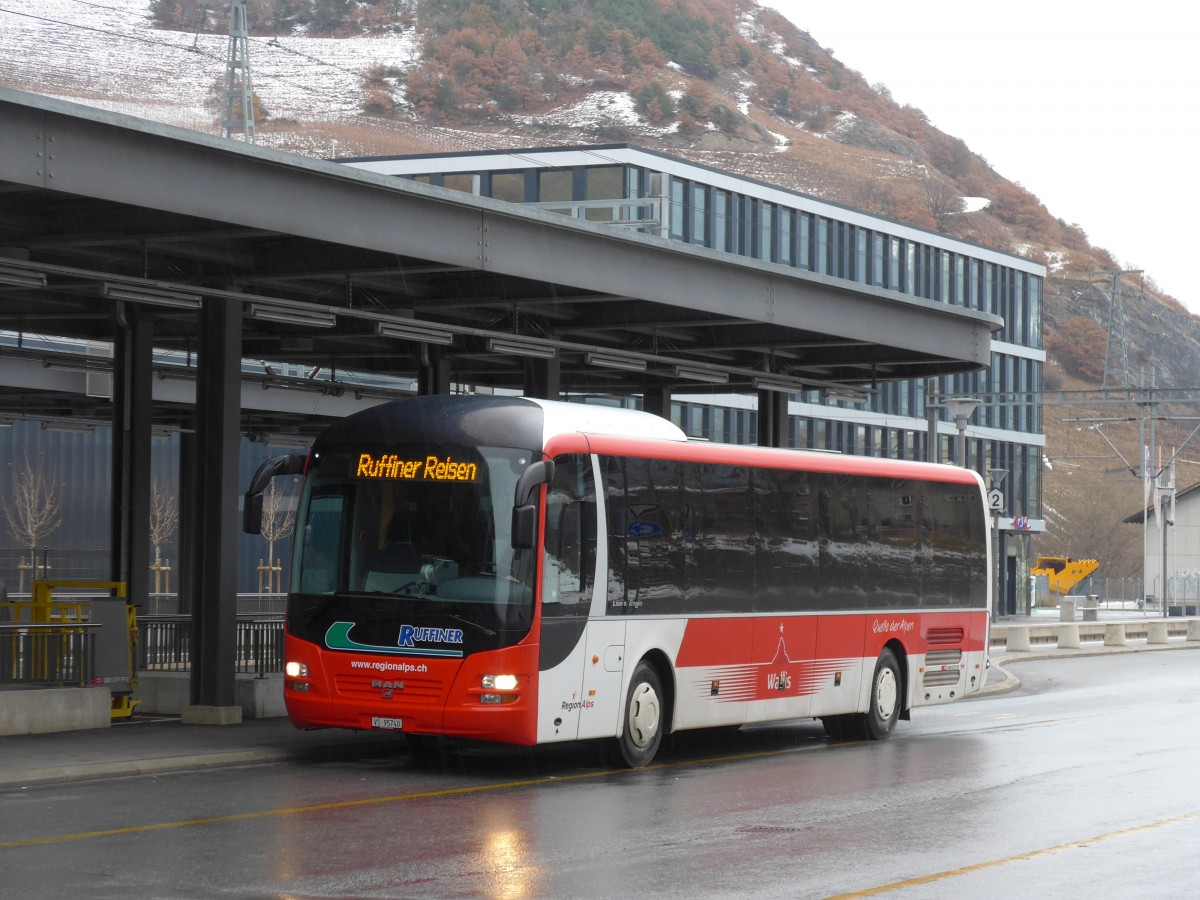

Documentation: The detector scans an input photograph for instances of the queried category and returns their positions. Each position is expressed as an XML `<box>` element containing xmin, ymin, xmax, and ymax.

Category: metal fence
<box><xmin>138</xmin><ymin>615</ymin><xmax>284</xmax><ymax>677</ymax></box>
<box><xmin>1032</xmin><ymin>574</ymin><xmax>1144</xmax><ymax>608</ymax></box>
<box><xmin>0</xmin><ymin>623</ymin><xmax>98</xmax><ymax>686</ymax></box>
<box><xmin>136</xmin><ymin>593</ymin><xmax>286</xmax><ymax>617</ymax></box>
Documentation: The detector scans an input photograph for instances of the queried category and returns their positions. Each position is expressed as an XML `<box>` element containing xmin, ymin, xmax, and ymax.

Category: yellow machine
<box><xmin>1031</xmin><ymin>556</ymin><xmax>1099</xmax><ymax>595</ymax></box>
<box><xmin>16</xmin><ymin>580</ymin><xmax>140</xmax><ymax>718</ymax></box>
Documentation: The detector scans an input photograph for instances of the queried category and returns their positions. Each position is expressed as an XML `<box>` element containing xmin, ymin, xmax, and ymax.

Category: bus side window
<box><xmin>543</xmin><ymin>454</ymin><xmax>595</xmax><ymax>615</ymax></box>
<box><xmin>299</xmin><ymin>495</ymin><xmax>344</xmax><ymax>595</ymax></box>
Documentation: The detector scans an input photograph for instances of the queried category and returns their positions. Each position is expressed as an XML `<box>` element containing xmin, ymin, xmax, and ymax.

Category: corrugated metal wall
<box><xmin>0</xmin><ymin>421</ymin><xmax>295</xmax><ymax>597</ymax></box>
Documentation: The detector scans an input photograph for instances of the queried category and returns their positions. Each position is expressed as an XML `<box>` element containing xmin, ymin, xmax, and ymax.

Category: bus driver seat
<box><xmin>363</xmin><ymin>514</ymin><xmax>423</xmax><ymax>593</ymax></box>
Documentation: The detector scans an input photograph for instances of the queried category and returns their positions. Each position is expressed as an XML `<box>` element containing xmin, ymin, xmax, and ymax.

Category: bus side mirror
<box><xmin>511</xmin><ymin>459</ymin><xmax>555</xmax><ymax>549</ymax></box>
<box><xmin>243</xmin><ymin>453</ymin><xmax>307</xmax><ymax>534</ymax></box>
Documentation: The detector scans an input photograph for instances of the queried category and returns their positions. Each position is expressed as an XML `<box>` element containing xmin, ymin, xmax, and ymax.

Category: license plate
<box><xmin>371</xmin><ymin>716</ymin><xmax>403</xmax><ymax>730</ymax></box>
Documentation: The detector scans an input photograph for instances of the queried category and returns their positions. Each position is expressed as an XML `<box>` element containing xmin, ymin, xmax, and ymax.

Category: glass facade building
<box><xmin>346</xmin><ymin>145</ymin><xmax>1045</xmax><ymax>527</ymax></box>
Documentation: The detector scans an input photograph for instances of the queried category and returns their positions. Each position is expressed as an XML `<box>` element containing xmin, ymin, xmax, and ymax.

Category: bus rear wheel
<box><xmin>616</xmin><ymin>661</ymin><xmax>664</xmax><ymax>768</ymax></box>
<box><xmin>862</xmin><ymin>648</ymin><xmax>902</xmax><ymax>741</ymax></box>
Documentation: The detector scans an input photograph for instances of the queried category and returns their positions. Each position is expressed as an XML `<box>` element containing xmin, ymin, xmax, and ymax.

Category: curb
<box><xmin>0</xmin><ymin>735</ymin><xmax>409</xmax><ymax>790</ymax></box>
<box><xmin>981</xmin><ymin>640</ymin><xmax>1200</xmax><ymax>698</ymax></box>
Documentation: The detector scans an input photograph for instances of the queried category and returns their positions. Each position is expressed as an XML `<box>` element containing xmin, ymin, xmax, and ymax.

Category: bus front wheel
<box><xmin>862</xmin><ymin>648</ymin><xmax>902</xmax><ymax>740</ymax></box>
<box><xmin>616</xmin><ymin>661</ymin><xmax>664</xmax><ymax>768</ymax></box>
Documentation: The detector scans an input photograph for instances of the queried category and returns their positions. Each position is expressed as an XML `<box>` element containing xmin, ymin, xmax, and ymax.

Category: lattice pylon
<box><xmin>223</xmin><ymin>1</ymin><xmax>255</xmax><ymax>142</ymax></box>
<box><xmin>1096</xmin><ymin>270</ymin><xmax>1141</xmax><ymax>390</ymax></box>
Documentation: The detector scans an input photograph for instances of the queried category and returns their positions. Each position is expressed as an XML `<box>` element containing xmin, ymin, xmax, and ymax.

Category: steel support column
<box><xmin>641</xmin><ymin>384</ymin><xmax>672</xmax><ymax>421</ymax></box>
<box><xmin>523</xmin><ymin>357</ymin><xmax>560</xmax><ymax>400</ymax></box>
<box><xmin>417</xmin><ymin>349</ymin><xmax>451</xmax><ymax>396</ymax></box>
<box><xmin>178</xmin><ymin>426</ymin><xmax>195</xmax><ymax>616</ymax></box>
<box><xmin>757</xmin><ymin>390</ymin><xmax>789</xmax><ymax>448</ymax></box>
<box><xmin>109</xmin><ymin>308</ymin><xmax>153</xmax><ymax>608</ymax></box>
<box><xmin>187</xmin><ymin>299</ymin><xmax>242</xmax><ymax>718</ymax></box>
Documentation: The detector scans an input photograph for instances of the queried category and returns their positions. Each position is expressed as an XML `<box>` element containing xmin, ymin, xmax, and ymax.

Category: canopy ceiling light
<box><xmin>752</xmin><ymin>375</ymin><xmax>803</xmax><ymax>393</ymax></box>
<box><xmin>672</xmin><ymin>365</ymin><xmax>729</xmax><ymax>384</ymax></box>
<box><xmin>0</xmin><ymin>265</ymin><xmax>47</xmax><ymax>289</ymax></box>
<box><xmin>248</xmin><ymin>303</ymin><xmax>336</xmax><ymax>329</ymax></box>
<box><xmin>41</xmin><ymin>420</ymin><xmax>97</xmax><ymax>435</ymax></box>
<box><xmin>585</xmin><ymin>351</ymin><xmax>647</xmax><ymax>372</ymax></box>
<box><xmin>825</xmin><ymin>388</ymin><xmax>870</xmax><ymax>405</ymax></box>
<box><xmin>487</xmin><ymin>337</ymin><xmax>556</xmax><ymax>360</ymax></box>
<box><xmin>101</xmin><ymin>282</ymin><xmax>202</xmax><ymax>309</ymax></box>
<box><xmin>376</xmin><ymin>320</ymin><xmax>454</xmax><ymax>346</ymax></box>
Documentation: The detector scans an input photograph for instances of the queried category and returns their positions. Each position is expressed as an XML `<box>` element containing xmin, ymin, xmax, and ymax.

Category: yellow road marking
<box><xmin>823</xmin><ymin>809</ymin><xmax>1200</xmax><ymax>899</ymax></box>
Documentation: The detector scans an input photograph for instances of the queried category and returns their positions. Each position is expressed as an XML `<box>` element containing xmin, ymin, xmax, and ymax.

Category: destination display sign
<box><xmin>354</xmin><ymin>453</ymin><xmax>479</xmax><ymax>482</ymax></box>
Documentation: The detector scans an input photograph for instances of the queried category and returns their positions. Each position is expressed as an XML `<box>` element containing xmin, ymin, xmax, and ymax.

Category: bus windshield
<box><xmin>292</xmin><ymin>442</ymin><xmax>537</xmax><ymax>629</ymax></box>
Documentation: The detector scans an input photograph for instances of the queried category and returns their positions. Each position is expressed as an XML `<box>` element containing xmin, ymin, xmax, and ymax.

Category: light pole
<box><xmin>944</xmin><ymin>397</ymin><xmax>980</xmax><ymax>467</ymax></box>
<box><xmin>988</xmin><ymin>467</ymin><xmax>1008</xmax><ymax>620</ymax></box>
<box><xmin>926</xmin><ymin>393</ymin><xmax>980</xmax><ymax>466</ymax></box>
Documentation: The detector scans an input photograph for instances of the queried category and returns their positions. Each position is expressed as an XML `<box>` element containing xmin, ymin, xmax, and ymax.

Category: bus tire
<box><xmin>821</xmin><ymin>714</ymin><xmax>858</xmax><ymax>742</ymax></box>
<box><xmin>862</xmin><ymin>648</ymin><xmax>902</xmax><ymax>741</ymax></box>
<box><xmin>616</xmin><ymin>660</ymin><xmax>665</xmax><ymax>768</ymax></box>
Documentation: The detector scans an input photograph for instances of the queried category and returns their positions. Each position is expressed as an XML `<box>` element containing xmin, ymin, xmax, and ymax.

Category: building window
<box><xmin>1028</xmin><ymin>277</ymin><xmax>1042</xmax><ymax>350</ymax></box>
<box><xmin>729</xmin><ymin>195</ymin><xmax>748</xmax><ymax>255</ymax></box>
<box><xmin>691</xmin><ymin>183</ymin><xmax>708</xmax><ymax>246</ymax></box>
<box><xmin>491</xmin><ymin>171</ymin><xmax>525</xmax><ymax>204</ymax></box>
<box><xmin>778</xmin><ymin>209</ymin><xmax>793</xmax><ymax>266</ymax></box>
<box><xmin>669</xmin><ymin>178</ymin><xmax>685</xmax><ymax>240</ymax></box>
<box><xmin>443</xmin><ymin>173</ymin><xmax>479</xmax><ymax>194</ymax></box>
<box><xmin>728</xmin><ymin>194</ymin><xmax>742</xmax><ymax>255</ymax></box>
<box><xmin>799</xmin><ymin>213</ymin><xmax>812</xmax><ymax>270</ymax></box>
<box><xmin>816</xmin><ymin>218</ymin><xmax>829</xmax><ymax>275</ymax></box>
<box><xmin>586</xmin><ymin>166</ymin><xmax>624</xmax><ymax>200</ymax></box>
<box><xmin>538</xmin><ymin>169</ymin><xmax>573</xmax><ymax>203</ymax></box>
<box><xmin>713</xmin><ymin>189</ymin><xmax>730</xmax><ymax>252</ymax></box>
<box><xmin>852</xmin><ymin>228</ymin><xmax>866</xmax><ymax>283</ymax></box>
<box><xmin>870</xmin><ymin>232</ymin><xmax>884</xmax><ymax>287</ymax></box>
<box><xmin>758</xmin><ymin>201</ymin><xmax>773</xmax><ymax>261</ymax></box>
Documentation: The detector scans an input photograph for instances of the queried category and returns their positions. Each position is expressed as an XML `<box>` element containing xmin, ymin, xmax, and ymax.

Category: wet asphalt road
<box><xmin>3</xmin><ymin>651</ymin><xmax>1200</xmax><ymax>899</ymax></box>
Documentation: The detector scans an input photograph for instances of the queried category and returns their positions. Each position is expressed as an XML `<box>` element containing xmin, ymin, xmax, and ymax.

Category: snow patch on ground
<box><xmin>1045</xmin><ymin>250</ymin><xmax>1068</xmax><ymax>273</ymax></box>
<box><xmin>503</xmin><ymin>90</ymin><xmax>677</xmax><ymax>137</ymax></box>
<box><xmin>0</xmin><ymin>1</ymin><xmax>420</xmax><ymax>132</ymax></box>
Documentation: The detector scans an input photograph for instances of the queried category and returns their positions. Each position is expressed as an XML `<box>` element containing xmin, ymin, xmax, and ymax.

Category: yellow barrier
<box><xmin>16</xmin><ymin>581</ymin><xmax>139</xmax><ymax>718</ymax></box>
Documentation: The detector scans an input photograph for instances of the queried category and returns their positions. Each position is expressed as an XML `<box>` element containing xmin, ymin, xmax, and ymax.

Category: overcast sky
<box><xmin>762</xmin><ymin>1</ymin><xmax>1196</xmax><ymax>312</ymax></box>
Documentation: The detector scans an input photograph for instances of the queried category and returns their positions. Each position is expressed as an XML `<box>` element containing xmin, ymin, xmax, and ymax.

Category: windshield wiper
<box><xmin>441</xmin><ymin>612</ymin><xmax>497</xmax><ymax>638</ymax></box>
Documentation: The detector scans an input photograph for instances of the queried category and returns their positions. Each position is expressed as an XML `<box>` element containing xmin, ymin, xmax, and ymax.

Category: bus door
<box><xmin>536</xmin><ymin>454</ymin><xmax>604</xmax><ymax>743</ymax></box>
<box><xmin>577</xmin><ymin>461</ymin><xmax>624</xmax><ymax>738</ymax></box>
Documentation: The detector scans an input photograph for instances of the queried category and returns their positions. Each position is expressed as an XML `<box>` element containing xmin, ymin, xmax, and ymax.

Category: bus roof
<box><xmin>526</xmin><ymin>397</ymin><xmax>687</xmax><ymax>443</ymax></box>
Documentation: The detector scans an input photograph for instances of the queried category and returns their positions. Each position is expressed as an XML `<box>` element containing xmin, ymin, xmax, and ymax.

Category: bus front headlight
<box><xmin>482</xmin><ymin>674</ymin><xmax>518</xmax><ymax>691</ymax></box>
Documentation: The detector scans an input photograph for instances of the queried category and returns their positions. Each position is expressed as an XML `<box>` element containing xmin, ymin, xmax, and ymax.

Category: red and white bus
<box><xmin>245</xmin><ymin>395</ymin><xmax>990</xmax><ymax>767</ymax></box>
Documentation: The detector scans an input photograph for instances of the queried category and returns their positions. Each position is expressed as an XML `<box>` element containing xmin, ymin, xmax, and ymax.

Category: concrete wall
<box><xmin>0</xmin><ymin>686</ymin><xmax>111</xmax><ymax>736</ymax></box>
<box><xmin>991</xmin><ymin>618</ymin><xmax>1200</xmax><ymax>651</ymax></box>
<box><xmin>135</xmin><ymin>672</ymin><xmax>286</xmax><ymax>720</ymax></box>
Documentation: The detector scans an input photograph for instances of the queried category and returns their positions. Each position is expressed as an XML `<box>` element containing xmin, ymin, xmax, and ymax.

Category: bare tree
<box><xmin>149</xmin><ymin>479</ymin><xmax>179</xmax><ymax>562</ymax></box>
<box><xmin>3</xmin><ymin>453</ymin><xmax>62</xmax><ymax>571</ymax></box>
<box><xmin>259</xmin><ymin>477</ymin><xmax>298</xmax><ymax>592</ymax></box>
<box><xmin>149</xmin><ymin>478</ymin><xmax>179</xmax><ymax>592</ymax></box>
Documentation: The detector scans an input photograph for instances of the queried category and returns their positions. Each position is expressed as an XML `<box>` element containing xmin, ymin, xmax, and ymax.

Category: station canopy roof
<box><xmin>0</xmin><ymin>88</ymin><xmax>1000</xmax><ymax>436</ymax></box>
